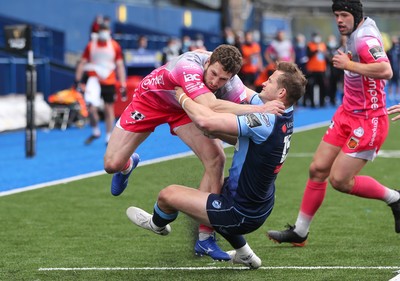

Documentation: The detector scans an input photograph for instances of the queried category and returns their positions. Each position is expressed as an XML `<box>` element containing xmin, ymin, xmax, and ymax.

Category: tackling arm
<box><xmin>177</xmin><ymin>92</ymin><xmax>239</xmax><ymax>137</ymax></box>
<box><xmin>192</xmin><ymin>90</ymin><xmax>284</xmax><ymax>115</ymax></box>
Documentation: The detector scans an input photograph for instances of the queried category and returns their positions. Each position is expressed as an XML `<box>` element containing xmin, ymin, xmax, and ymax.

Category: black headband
<box><xmin>332</xmin><ymin>0</ymin><xmax>363</xmax><ymax>33</ymax></box>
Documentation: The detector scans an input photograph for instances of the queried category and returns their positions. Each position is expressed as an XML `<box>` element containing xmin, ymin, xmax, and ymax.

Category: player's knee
<box><xmin>328</xmin><ymin>175</ymin><xmax>350</xmax><ymax>193</ymax></box>
<box><xmin>103</xmin><ymin>157</ymin><xmax>123</xmax><ymax>174</ymax></box>
<box><xmin>158</xmin><ymin>185</ymin><xmax>175</xmax><ymax>205</ymax></box>
<box><xmin>309</xmin><ymin>161</ymin><xmax>329</xmax><ymax>180</ymax></box>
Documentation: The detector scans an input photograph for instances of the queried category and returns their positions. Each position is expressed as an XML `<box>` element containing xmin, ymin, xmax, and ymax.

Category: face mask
<box><xmin>328</xmin><ymin>41</ymin><xmax>336</xmax><ymax>48</ymax></box>
<box><xmin>226</xmin><ymin>36</ymin><xmax>234</xmax><ymax>45</ymax></box>
<box><xmin>98</xmin><ymin>31</ymin><xmax>110</xmax><ymax>41</ymax></box>
<box><xmin>313</xmin><ymin>36</ymin><xmax>321</xmax><ymax>43</ymax></box>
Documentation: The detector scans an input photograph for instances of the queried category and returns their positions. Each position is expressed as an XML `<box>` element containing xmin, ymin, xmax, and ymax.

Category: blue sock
<box><xmin>152</xmin><ymin>203</ymin><xmax>178</xmax><ymax>227</ymax></box>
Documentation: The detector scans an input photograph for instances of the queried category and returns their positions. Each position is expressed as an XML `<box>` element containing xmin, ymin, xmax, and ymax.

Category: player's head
<box><xmin>98</xmin><ymin>23</ymin><xmax>111</xmax><ymax>41</ymax></box>
<box><xmin>203</xmin><ymin>44</ymin><xmax>242</xmax><ymax>92</ymax></box>
<box><xmin>209</xmin><ymin>44</ymin><xmax>242</xmax><ymax>77</ymax></box>
<box><xmin>260</xmin><ymin>62</ymin><xmax>307</xmax><ymax>107</ymax></box>
<box><xmin>332</xmin><ymin>0</ymin><xmax>363</xmax><ymax>34</ymax></box>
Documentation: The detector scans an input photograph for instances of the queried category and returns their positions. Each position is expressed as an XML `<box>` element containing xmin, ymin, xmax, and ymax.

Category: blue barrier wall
<box><xmin>0</xmin><ymin>52</ymin><xmax>74</xmax><ymax>98</ymax></box>
<box><xmin>0</xmin><ymin>0</ymin><xmax>221</xmax><ymax>53</ymax></box>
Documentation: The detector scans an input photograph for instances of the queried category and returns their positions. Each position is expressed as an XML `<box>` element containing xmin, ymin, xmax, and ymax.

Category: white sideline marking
<box><xmin>38</xmin><ymin>266</ymin><xmax>400</xmax><ymax>271</ymax></box>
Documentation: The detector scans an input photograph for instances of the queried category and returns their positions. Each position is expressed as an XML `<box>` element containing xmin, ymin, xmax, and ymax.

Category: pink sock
<box><xmin>121</xmin><ymin>158</ymin><xmax>132</xmax><ymax>172</ymax></box>
<box><xmin>199</xmin><ymin>224</ymin><xmax>213</xmax><ymax>234</ymax></box>
<box><xmin>349</xmin><ymin>175</ymin><xmax>386</xmax><ymax>200</ymax></box>
<box><xmin>299</xmin><ymin>179</ymin><xmax>328</xmax><ymax>217</ymax></box>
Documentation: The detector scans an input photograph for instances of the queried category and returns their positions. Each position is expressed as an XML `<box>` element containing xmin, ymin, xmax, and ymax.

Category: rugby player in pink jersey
<box><xmin>103</xmin><ymin>44</ymin><xmax>284</xmax><ymax>260</ymax></box>
<box><xmin>268</xmin><ymin>0</ymin><xmax>400</xmax><ymax>247</ymax></box>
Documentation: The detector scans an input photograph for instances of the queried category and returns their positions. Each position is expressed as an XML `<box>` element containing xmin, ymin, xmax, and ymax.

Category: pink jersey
<box><xmin>133</xmin><ymin>51</ymin><xmax>246</xmax><ymax>112</ymax></box>
<box><xmin>342</xmin><ymin>17</ymin><xmax>389</xmax><ymax>118</ymax></box>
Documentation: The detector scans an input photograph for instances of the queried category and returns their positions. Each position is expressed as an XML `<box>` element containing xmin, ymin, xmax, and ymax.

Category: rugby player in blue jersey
<box><xmin>126</xmin><ymin>62</ymin><xmax>306</xmax><ymax>268</ymax></box>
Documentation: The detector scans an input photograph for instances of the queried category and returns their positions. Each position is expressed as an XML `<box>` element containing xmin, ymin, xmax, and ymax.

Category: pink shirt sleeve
<box><xmin>357</xmin><ymin>36</ymin><xmax>389</xmax><ymax>64</ymax></box>
<box><xmin>170</xmin><ymin>61</ymin><xmax>211</xmax><ymax>99</ymax></box>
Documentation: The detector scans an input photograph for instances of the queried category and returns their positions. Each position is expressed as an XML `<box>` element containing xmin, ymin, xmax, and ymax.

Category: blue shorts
<box><xmin>206</xmin><ymin>192</ymin><xmax>273</xmax><ymax>236</ymax></box>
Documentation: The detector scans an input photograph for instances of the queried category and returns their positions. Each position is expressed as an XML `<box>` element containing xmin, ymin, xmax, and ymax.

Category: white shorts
<box><xmin>84</xmin><ymin>76</ymin><xmax>102</xmax><ymax>107</ymax></box>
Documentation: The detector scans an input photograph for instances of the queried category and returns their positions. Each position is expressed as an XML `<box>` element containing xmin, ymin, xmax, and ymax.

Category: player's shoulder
<box><xmin>172</xmin><ymin>52</ymin><xmax>205</xmax><ymax>73</ymax></box>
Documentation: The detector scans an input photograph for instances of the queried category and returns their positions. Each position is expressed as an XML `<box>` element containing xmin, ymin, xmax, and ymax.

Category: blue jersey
<box><xmin>226</xmin><ymin>94</ymin><xmax>294</xmax><ymax>218</ymax></box>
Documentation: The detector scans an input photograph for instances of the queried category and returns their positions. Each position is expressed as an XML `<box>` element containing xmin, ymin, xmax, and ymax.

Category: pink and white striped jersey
<box><xmin>133</xmin><ymin>51</ymin><xmax>246</xmax><ymax>112</ymax></box>
<box><xmin>342</xmin><ymin>17</ymin><xmax>389</xmax><ymax>118</ymax></box>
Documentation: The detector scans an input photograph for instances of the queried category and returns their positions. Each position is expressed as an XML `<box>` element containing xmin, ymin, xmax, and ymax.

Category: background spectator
<box><xmin>294</xmin><ymin>33</ymin><xmax>308</xmax><ymax>75</ymax></box>
<box><xmin>75</xmin><ymin>23</ymin><xmax>127</xmax><ymax>145</ymax></box>
<box><xmin>387</xmin><ymin>35</ymin><xmax>400</xmax><ymax>101</ymax></box>
<box><xmin>304</xmin><ymin>31</ymin><xmax>328</xmax><ymax>107</ymax></box>
<box><xmin>238</xmin><ymin>30</ymin><xmax>263</xmax><ymax>90</ymax></box>
<box><xmin>161</xmin><ymin>37</ymin><xmax>181</xmax><ymax>65</ymax></box>
<box><xmin>264</xmin><ymin>30</ymin><xmax>295</xmax><ymax>64</ymax></box>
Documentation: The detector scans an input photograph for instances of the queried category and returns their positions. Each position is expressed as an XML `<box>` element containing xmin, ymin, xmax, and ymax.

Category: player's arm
<box><xmin>191</xmin><ymin>89</ymin><xmax>284</xmax><ymax>115</ymax></box>
<box><xmin>114</xmin><ymin>43</ymin><xmax>127</xmax><ymax>87</ymax></box>
<box><xmin>333</xmin><ymin>50</ymin><xmax>392</xmax><ymax>80</ymax></box>
<box><xmin>75</xmin><ymin>44</ymin><xmax>91</xmax><ymax>83</ymax></box>
<box><xmin>75</xmin><ymin>57</ymin><xmax>88</xmax><ymax>82</ymax></box>
<box><xmin>116</xmin><ymin>59</ymin><xmax>127</xmax><ymax>87</ymax></box>
<box><xmin>177</xmin><ymin>92</ymin><xmax>239</xmax><ymax>139</ymax></box>
<box><xmin>388</xmin><ymin>104</ymin><xmax>400</xmax><ymax>122</ymax></box>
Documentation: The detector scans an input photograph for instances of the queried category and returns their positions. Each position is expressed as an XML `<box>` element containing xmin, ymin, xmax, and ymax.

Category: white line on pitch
<box><xmin>38</xmin><ymin>266</ymin><xmax>400</xmax><ymax>271</ymax></box>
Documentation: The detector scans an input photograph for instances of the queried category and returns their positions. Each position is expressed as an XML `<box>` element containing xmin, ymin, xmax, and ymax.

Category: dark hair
<box><xmin>209</xmin><ymin>44</ymin><xmax>243</xmax><ymax>76</ymax></box>
<box><xmin>332</xmin><ymin>0</ymin><xmax>363</xmax><ymax>32</ymax></box>
<box><xmin>276</xmin><ymin>62</ymin><xmax>307</xmax><ymax>105</ymax></box>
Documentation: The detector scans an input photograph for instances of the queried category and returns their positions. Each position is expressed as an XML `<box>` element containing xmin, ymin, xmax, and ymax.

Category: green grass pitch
<box><xmin>1</xmin><ymin>123</ymin><xmax>400</xmax><ymax>281</ymax></box>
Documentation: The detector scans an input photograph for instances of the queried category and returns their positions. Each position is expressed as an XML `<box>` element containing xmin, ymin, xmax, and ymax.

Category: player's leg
<box><xmin>175</xmin><ymin>123</ymin><xmax>229</xmax><ymax>259</ymax></box>
<box><xmin>84</xmin><ymin>76</ymin><xmax>102</xmax><ymax>144</ymax></box>
<box><xmin>101</xmin><ymin>85</ymin><xmax>116</xmax><ymax>145</ymax></box>
<box><xmin>330</xmin><ymin>152</ymin><xmax>400</xmax><ymax>233</ymax></box>
<box><xmin>104</xmin><ymin>125</ymin><xmax>150</xmax><ymax>196</ymax></box>
<box><xmin>224</xmin><ymin>235</ymin><xmax>261</xmax><ymax>269</ymax></box>
<box><xmin>175</xmin><ymin>122</ymin><xmax>225</xmax><ymax>194</ymax></box>
<box><xmin>267</xmin><ymin>140</ymin><xmax>341</xmax><ymax>246</ymax></box>
<box><xmin>157</xmin><ymin>184</ymin><xmax>230</xmax><ymax>261</ymax></box>
<box><xmin>126</xmin><ymin>185</ymin><xmax>209</xmax><ymax>237</ymax></box>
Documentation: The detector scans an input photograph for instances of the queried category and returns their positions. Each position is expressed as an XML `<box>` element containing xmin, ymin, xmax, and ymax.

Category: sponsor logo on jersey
<box><xmin>364</xmin><ymin>76</ymin><xmax>379</xmax><ymax>110</ymax></box>
<box><xmin>347</xmin><ymin>136</ymin><xmax>359</xmax><ymax>149</ymax></box>
<box><xmin>368</xmin><ymin>46</ymin><xmax>386</xmax><ymax>60</ymax></box>
<box><xmin>281</xmin><ymin>124</ymin><xmax>287</xmax><ymax>133</ymax></box>
<box><xmin>141</xmin><ymin>74</ymin><xmax>164</xmax><ymax>90</ymax></box>
<box><xmin>285</xmin><ymin>121</ymin><xmax>294</xmax><ymax>134</ymax></box>
<box><xmin>185</xmin><ymin>81</ymin><xmax>205</xmax><ymax>93</ymax></box>
<box><xmin>183</xmin><ymin>72</ymin><xmax>201</xmax><ymax>82</ymax></box>
<box><xmin>212</xmin><ymin>200</ymin><xmax>222</xmax><ymax>209</ymax></box>
<box><xmin>261</xmin><ymin>114</ymin><xmax>271</xmax><ymax>127</ymax></box>
<box><xmin>182</xmin><ymin>63</ymin><xmax>201</xmax><ymax>70</ymax></box>
<box><xmin>245</xmin><ymin>113</ymin><xmax>262</xmax><ymax>128</ymax></box>
<box><xmin>369</xmin><ymin>117</ymin><xmax>378</xmax><ymax>146</ymax></box>
<box><xmin>353</xmin><ymin>127</ymin><xmax>364</xmax><ymax>137</ymax></box>
<box><xmin>130</xmin><ymin>110</ymin><xmax>145</xmax><ymax>121</ymax></box>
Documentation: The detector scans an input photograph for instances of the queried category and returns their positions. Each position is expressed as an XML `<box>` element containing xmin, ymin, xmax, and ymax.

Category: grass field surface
<box><xmin>1</xmin><ymin>123</ymin><xmax>400</xmax><ymax>281</ymax></box>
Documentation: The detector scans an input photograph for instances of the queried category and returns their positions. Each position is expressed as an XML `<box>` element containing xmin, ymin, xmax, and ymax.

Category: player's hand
<box><xmin>261</xmin><ymin>100</ymin><xmax>285</xmax><ymax>115</ymax></box>
<box><xmin>387</xmin><ymin>104</ymin><xmax>400</xmax><ymax>121</ymax></box>
<box><xmin>332</xmin><ymin>49</ymin><xmax>349</xmax><ymax>70</ymax></box>
<box><xmin>120</xmin><ymin>86</ymin><xmax>127</xmax><ymax>102</ymax></box>
<box><xmin>175</xmin><ymin>86</ymin><xmax>185</xmax><ymax>101</ymax></box>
